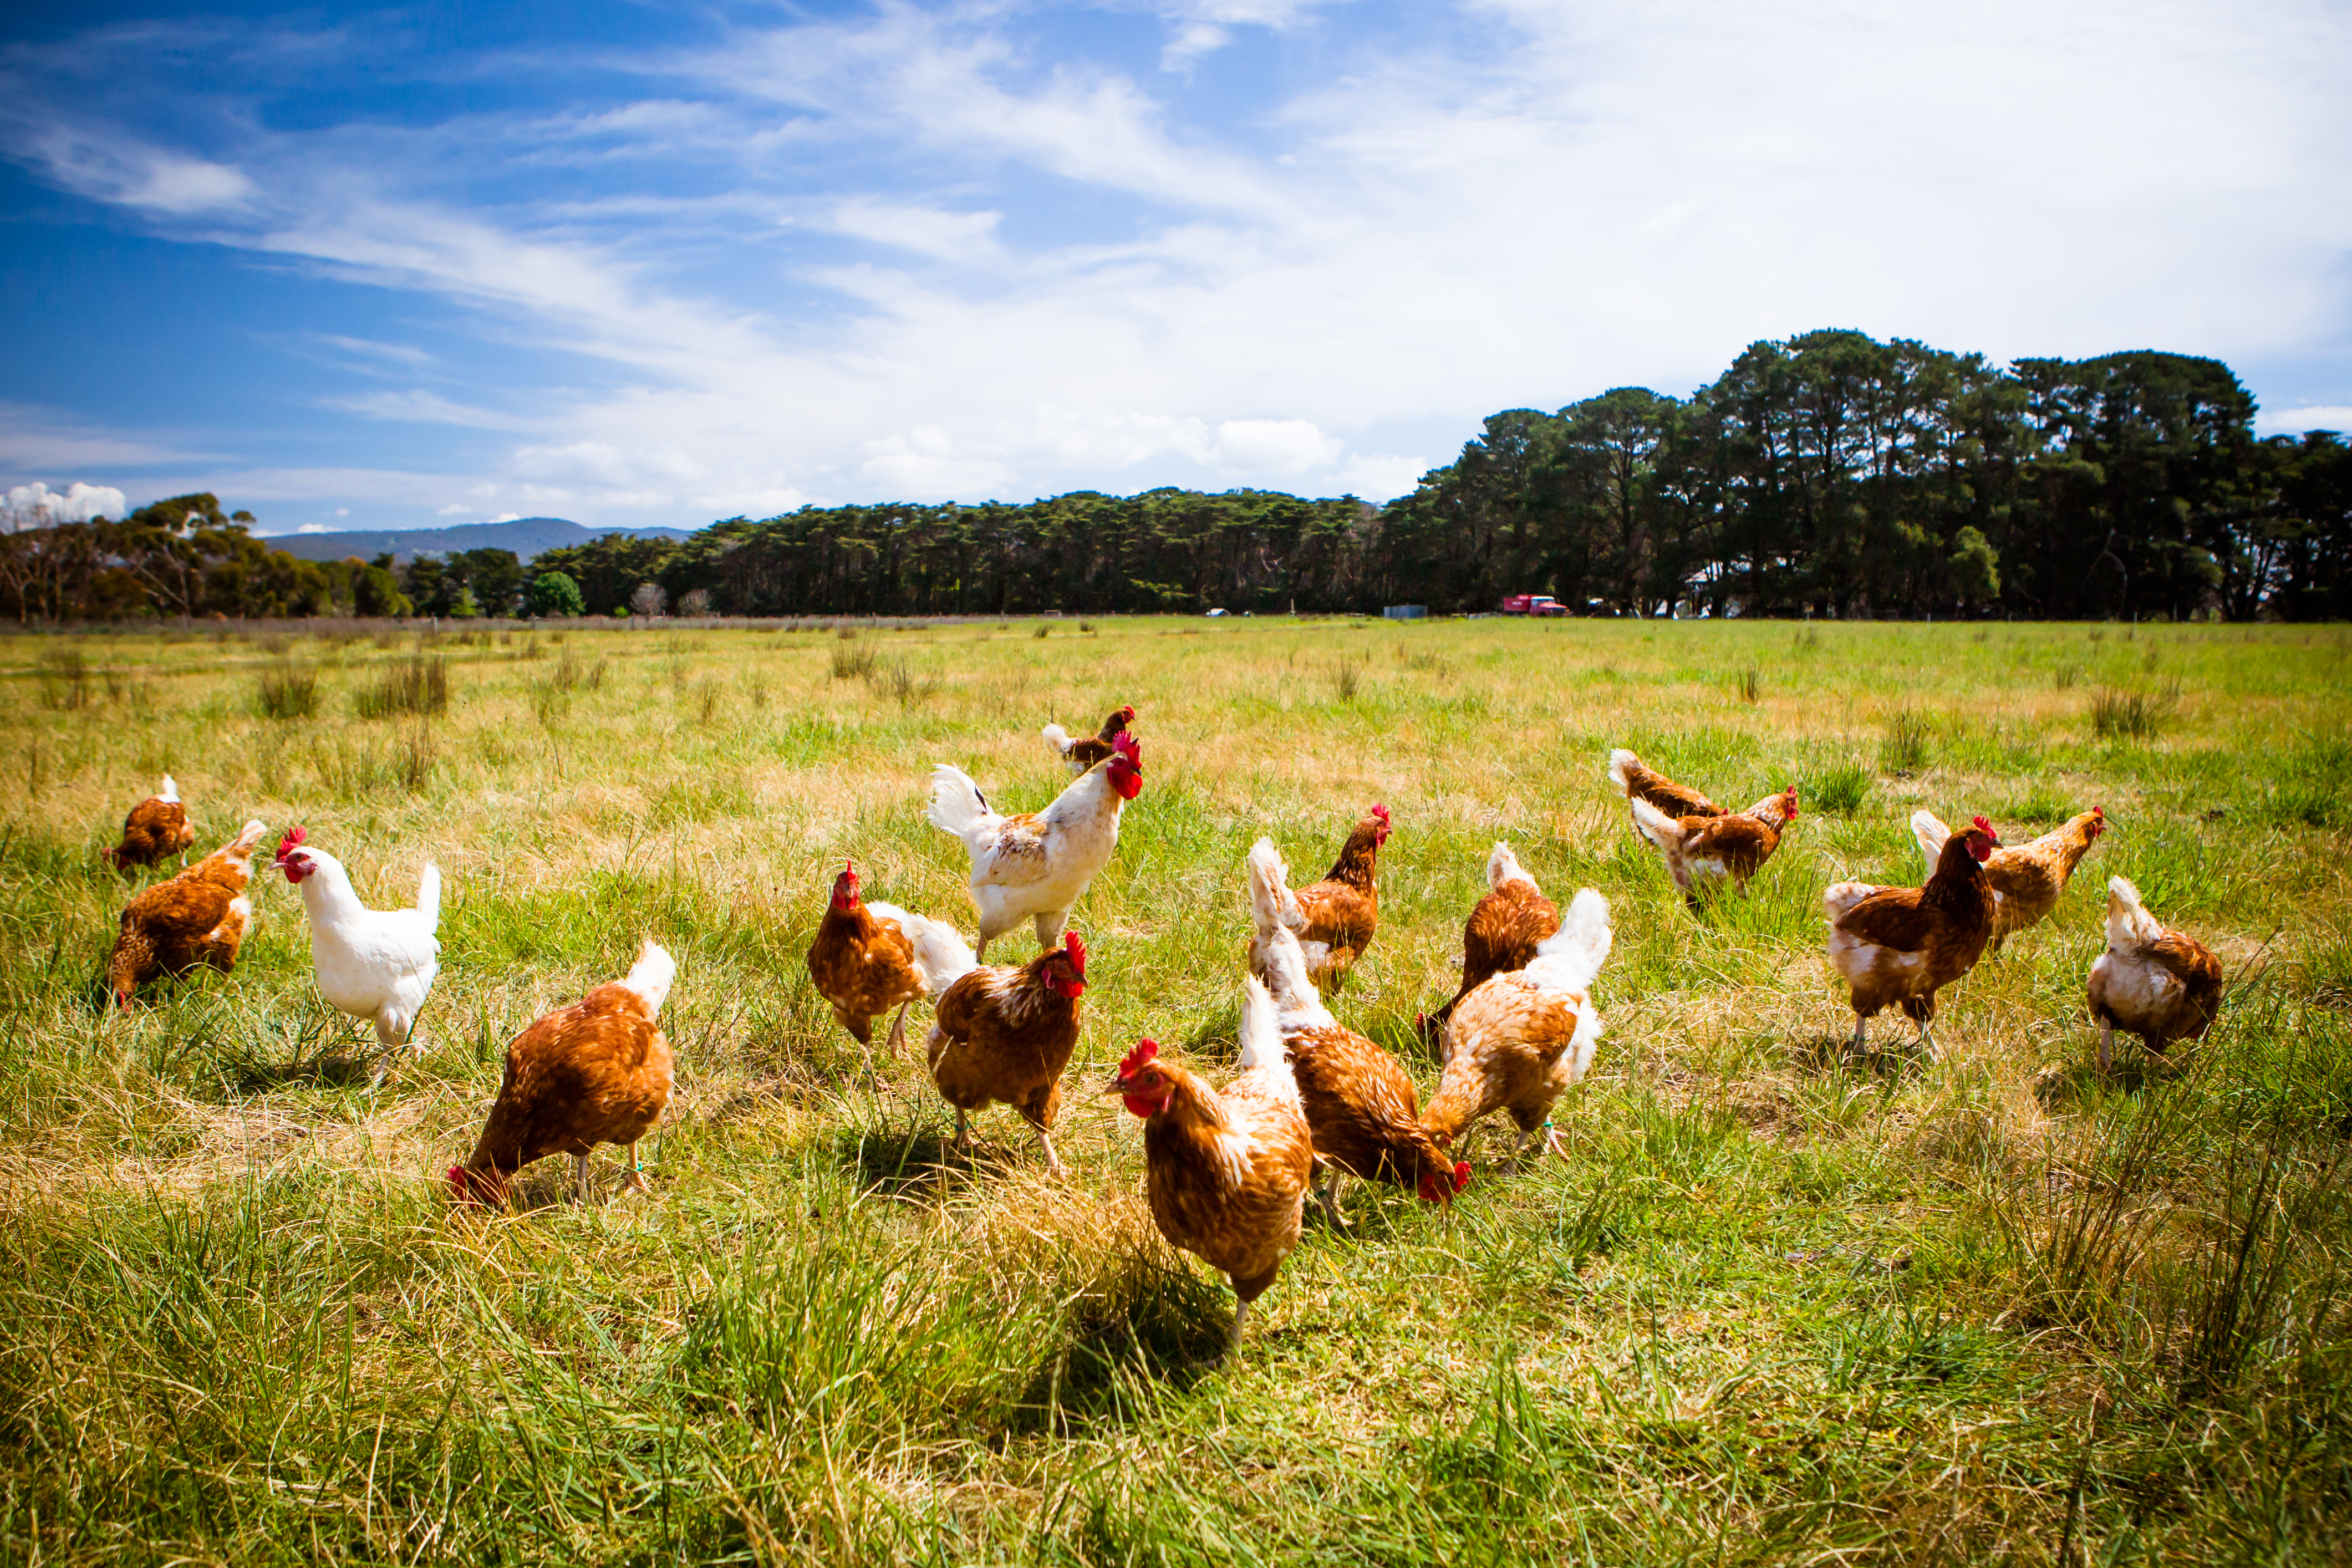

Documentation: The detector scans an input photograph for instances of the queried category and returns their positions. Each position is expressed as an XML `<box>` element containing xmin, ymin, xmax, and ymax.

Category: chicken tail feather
<box><xmin>1040</xmin><ymin>722</ymin><xmax>1072</xmax><ymax>758</ymax></box>
<box><xmin>623</xmin><ymin>938</ymin><xmax>676</xmax><ymax>1014</ymax></box>
<box><xmin>1233</xmin><ymin>974</ymin><xmax>1304</xmax><ymax>1111</ymax></box>
<box><xmin>1910</xmin><ymin>808</ymin><xmax>1952</xmax><ymax>867</ymax></box>
<box><xmin>1606</xmin><ymin>748</ymin><xmax>1640</xmax><ymax>797</ymax></box>
<box><xmin>1486</xmin><ymin>840</ymin><xmax>1534</xmax><ymax>892</ymax></box>
<box><xmin>926</xmin><ymin>763</ymin><xmax>996</xmax><ymax>852</ymax></box>
<box><xmin>1534</xmin><ymin>888</ymin><xmax>1612</xmax><ymax>993</ymax></box>
<box><xmin>1627</xmin><ymin>795</ymin><xmax>1681</xmax><ymax>849</ymax></box>
<box><xmin>1246</xmin><ymin>837</ymin><xmax>1302</xmax><ymax>937</ymax></box>
<box><xmin>1260</xmin><ymin>925</ymin><xmax>1335</xmax><ymax>1032</ymax></box>
<box><xmin>897</xmin><ymin>908</ymin><xmax>978</xmax><ymax>995</ymax></box>
<box><xmin>415</xmin><ymin>862</ymin><xmax>442</xmax><ymax>932</ymax></box>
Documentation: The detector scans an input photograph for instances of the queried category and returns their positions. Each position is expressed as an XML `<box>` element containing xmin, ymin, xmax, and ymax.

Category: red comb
<box><xmin>1371</xmin><ymin>803</ymin><xmax>1390</xmax><ymax>823</ymax></box>
<box><xmin>2092</xmin><ymin>805</ymin><xmax>2104</xmax><ymax>818</ymax></box>
<box><xmin>1453</xmin><ymin>1160</ymin><xmax>1473</xmax><ymax>1192</ymax></box>
<box><xmin>1063</xmin><ymin>930</ymin><xmax>1087</xmax><ymax>972</ymax></box>
<box><xmin>1973</xmin><ymin>814</ymin><xmax>1993</xmax><ymax>834</ymax></box>
<box><xmin>275</xmin><ymin>826</ymin><xmax>307</xmax><ymax>859</ymax></box>
<box><xmin>1112</xmin><ymin>731</ymin><xmax>1139</xmax><ymax>760</ymax></box>
<box><xmin>1119</xmin><ymin>1038</ymin><xmax>1158</xmax><ymax>1076</ymax></box>
<box><xmin>1120</xmin><ymin>704</ymin><xmax>1136</xmax><ymax>720</ymax></box>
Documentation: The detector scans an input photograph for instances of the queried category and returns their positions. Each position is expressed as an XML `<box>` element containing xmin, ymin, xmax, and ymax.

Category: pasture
<box><xmin>1</xmin><ymin>613</ymin><xmax>2348</xmax><ymax>1565</ymax></box>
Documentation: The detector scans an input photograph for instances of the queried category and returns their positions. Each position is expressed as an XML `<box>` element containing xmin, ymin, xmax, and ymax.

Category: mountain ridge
<box><xmin>256</xmin><ymin>517</ymin><xmax>691</xmax><ymax>564</ymax></box>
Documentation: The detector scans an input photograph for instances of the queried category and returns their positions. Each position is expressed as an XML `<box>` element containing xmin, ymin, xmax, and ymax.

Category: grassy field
<box><xmin>2</xmin><ymin>613</ymin><xmax>2349</xmax><ymax>1566</ymax></box>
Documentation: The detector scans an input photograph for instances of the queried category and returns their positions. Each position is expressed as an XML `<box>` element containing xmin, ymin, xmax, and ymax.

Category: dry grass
<box><xmin>0</xmin><ymin>615</ymin><xmax>2348</xmax><ymax>1564</ymax></box>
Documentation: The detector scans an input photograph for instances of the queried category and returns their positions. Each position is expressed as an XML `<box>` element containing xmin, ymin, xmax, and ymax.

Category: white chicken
<box><xmin>926</xmin><ymin>731</ymin><xmax>1144</xmax><ymax>963</ymax></box>
<box><xmin>273</xmin><ymin>827</ymin><xmax>442</xmax><ymax>1055</ymax></box>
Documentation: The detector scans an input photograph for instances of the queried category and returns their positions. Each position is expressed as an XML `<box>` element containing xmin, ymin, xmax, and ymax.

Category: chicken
<box><xmin>1104</xmin><ymin>980</ymin><xmax>1316</xmax><ymax>1345</ymax></box>
<box><xmin>449</xmin><ymin>938</ymin><xmax>676</xmax><ymax>1207</ymax></box>
<box><xmin>1629</xmin><ymin>785</ymin><xmax>1801</xmax><ymax>904</ymax></box>
<box><xmin>1911</xmin><ymin>805</ymin><xmax>2105</xmax><ymax>950</ymax></box>
<box><xmin>2088</xmin><ymin>875</ymin><xmax>2224</xmax><ymax>1072</ymax></box>
<box><xmin>928</xmin><ymin>731</ymin><xmax>1143</xmax><ymax>964</ymax></box>
<box><xmin>1607</xmin><ymin>748</ymin><xmax>1725</xmax><ymax>819</ymax></box>
<box><xmin>105</xmin><ymin>774</ymin><xmax>195</xmax><ymax>872</ymax></box>
<box><xmin>1424</xmin><ymin>889</ymin><xmax>1612</xmax><ymax>1169</ymax></box>
<box><xmin>1421</xmin><ymin>842</ymin><xmax>1560</xmax><ymax>1039</ymax></box>
<box><xmin>1256</xmin><ymin>919</ymin><xmax>1467</xmax><ymax>1225</ymax></box>
<box><xmin>1243</xmin><ymin>805</ymin><xmax>1389</xmax><ymax>993</ymax></box>
<box><xmin>805</xmin><ymin>861</ymin><xmax>970</xmax><ymax>1066</ymax></box>
<box><xmin>1825</xmin><ymin>815</ymin><xmax>2001</xmax><ymax>1055</ymax></box>
<box><xmin>923</xmin><ymin>930</ymin><xmax>1087</xmax><ymax>1174</ymax></box>
<box><xmin>1041</xmin><ymin>704</ymin><xmax>1136</xmax><ymax>774</ymax></box>
<box><xmin>273</xmin><ymin>827</ymin><xmax>441</xmax><ymax>1056</ymax></box>
<box><xmin>105</xmin><ymin>819</ymin><xmax>268</xmax><ymax>1010</ymax></box>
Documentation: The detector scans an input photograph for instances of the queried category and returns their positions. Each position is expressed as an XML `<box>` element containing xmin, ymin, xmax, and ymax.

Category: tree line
<box><xmin>4</xmin><ymin>329</ymin><xmax>2346</xmax><ymax>625</ymax></box>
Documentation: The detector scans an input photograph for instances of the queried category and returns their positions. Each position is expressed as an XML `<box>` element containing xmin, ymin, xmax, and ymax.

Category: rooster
<box><xmin>105</xmin><ymin>819</ymin><xmax>268</xmax><ymax>1010</ymax></box>
<box><xmin>928</xmin><ymin>732</ymin><xmax>1143</xmax><ymax>964</ymax></box>
<box><xmin>1425</xmin><ymin>889</ymin><xmax>1612</xmax><ymax>1168</ymax></box>
<box><xmin>1041</xmin><ymin>704</ymin><xmax>1136</xmax><ymax>774</ymax></box>
<box><xmin>806</xmin><ymin>861</ymin><xmax>969</xmax><ymax>1066</ymax></box>
<box><xmin>1911</xmin><ymin>806</ymin><xmax>2105</xmax><ymax>950</ymax></box>
<box><xmin>1629</xmin><ymin>785</ymin><xmax>1801</xmax><ymax>905</ymax></box>
<box><xmin>1422</xmin><ymin>842</ymin><xmax>1560</xmax><ymax>1040</ymax></box>
<box><xmin>1825</xmin><ymin>816</ymin><xmax>2000</xmax><ymax>1055</ymax></box>
<box><xmin>923</xmin><ymin>930</ymin><xmax>1087</xmax><ymax>1174</ymax></box>
<box><xmin>449</xmin><ymin>939</ymin><xmax>676</xmax><ymax>1206</ymax></box>
<box><xmin>1257</xmin><ymin>920</ymin><xmax>1466</xmax><ymax>1225</ymax></box>
<box><xmin>105</xmin><ymin>775</ymin><xmax>195</xmax><ymax>872</ymax></box>
<box><xmin>273</xmin><ymin>827</ymin><xmax>441</xmax><ymax>1056</ymax></box>
<box><xmin>1104</xmin><ymin>980</ymin><xmax>1316</xmax><ymax>1345</ymax></box>
<box><xmin>1607</xmin><ymin>749</ymin><xmax>1725</xmax><ymax>819</ymax></box>
<box><xmin>1244</xmin><ymin>805</ymin><xmax>1389</xmax><ymax>993</ymax></box>
<box><xmin>2088</xmin><ymin>876</ymin><xmax>2224</xmax><ymax>1072</ymax></box>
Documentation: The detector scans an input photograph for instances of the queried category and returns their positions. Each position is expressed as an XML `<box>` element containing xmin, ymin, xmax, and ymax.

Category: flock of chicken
<box><xmin>93</xmin><ymin>709</ymin><xmax>2227</xmax><ymax>1343</ymax></box>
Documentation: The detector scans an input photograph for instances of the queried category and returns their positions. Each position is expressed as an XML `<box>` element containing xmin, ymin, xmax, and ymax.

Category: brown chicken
<box><xmin>449</xmin><ymin>939</ymin><xmax>676</xmax><ymax>1206</ymax></box>
<box><xmin>104</xmin><ymin>819</ymin><xmax>269</xmax><ymax>1010</ymax></box>
<box><xmin>1824</xmin><ymin>816</ymin><xmax>2001</xmax><ymax>1055</ymax></box>
<box><xmin>1425</xmin><ymin>889</ymin><xmax>1613</xmax><ymax>1168</ymax></box>
<box><xmin>923</xmin><ymin>930</ymin><xmax>1087</xmax><ymax>1173</ymax></box>
<box><xmin>1630</xmin><ymin>785</ymin><xmax>1801</xmax><ymax>905</ymax></box>
<box><xmin>1608</xmin><ymin>749</ymin><xmax>1725</xmax><ymax>819</ymax></box>
<box><xmin>1041</xmin><ymin>704</ymin><xmax>1137</xmax><ymax>773</ymax></box>
<box><xmin>1244</xmin><ymin>806</ymin><xmax>1389</xmax><ymax>992</ymax></box>
<box><xmin>2088</xmin><ymin>875</ymin><xmax>2225</xmax><ymax>1072</ymax></box>
<box><xmin>105</xmin><ymin>774</ymin><xmax>196</xmax><ymax>872</ymax></box>
<box><xmin>1421</xmin><ymin>841</ymin><xmax>1559</xmax><ymax>1039</ymax></box>
<box><xmin>1107</xmin><ymin>979</ymin><xmax>1316</xmax><ymax>1344</ymax></box>
<box><xmin>806</xmin><ymin>861</ymin><xmax>969</xmax><ymax>1065</ymax></box>
<box><xmin>1258</xmin><ymin>923</ymin><xmax>1466</xmax><ymax>1225</ymax></box>
<box><xmin>1912</xmin><ymin>806</ymin><xmax>2105</xmax><ymax>950</ymax></box>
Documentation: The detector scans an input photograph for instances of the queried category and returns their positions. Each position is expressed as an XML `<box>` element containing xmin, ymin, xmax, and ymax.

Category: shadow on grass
<box><xmin>1013</xmin><ymin>1258</ymin><xmax>1233</xmax><ymax>1434</ymax></box>
<box><xmin>833</xmin><ymin>1119</ymin><xmax>1060</xmax><ymax>1201</ymax></box>
<box><xmin>1790</xmin><ymin>1030</ymin><xmax>1932</xmax><ymax>1079</ymax></box>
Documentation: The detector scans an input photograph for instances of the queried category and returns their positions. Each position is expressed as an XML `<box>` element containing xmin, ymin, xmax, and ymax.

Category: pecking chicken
<box><xmin>1825</xmin><ymin>815</ymin><xmax>2000</xmax><ymax>1055</ymax></box>
<box><xmin>274</xmin><ymin>827</ymin><xmax>441</xmax><ymax>1056</ymax></box>
<box><xmin>1105</xmin><ymin>979</ymin><xmax>1316</xmax><ymax>1345</ymax></box>
<box><xmin>449</xmin><ymin>938</ymin><xmax>676</xmax><ymax>1206</ymax></box>
<box><xmin>1041</xmin><ymin>704</ymin><xmax>1136</xmax><ymax>774</ymax></box>
<box><xmin>929</xmin><ymin>731</ymin><xmax>1143</xmax><ymax>964</ymax></box>
<box><xmin>105</xmin><ymin>774</ymin><xmax>195</xmax><ymax>872</ymax></box>
<box><xmin>2088</xmin><ymin>875</ymin><xmax>2224</xmax><ymax>1072</ymax></box>
<box><xmin>1628</xmin><ymin>785</ymin><xmax>1801</xmax><ymax>905</ymax></box>
<box><xmin>1607</xmin><ymin>749</ymin><xmax>1725</xmax><ymax>819</ymax></box>
<box><xmin>105</xmin><ymin>819</ymin><xmax>269</xmax><ymax>1010</ymax></box>
<box><xmin>806</xmin><ymin>861</ymin><xmax>970</xmax><ymax>1066</ymax></box>
<box><xmin>1243</xmin><ymin>805</ymin><xmax>1389</xmax><ymax>993</ymax></box>
<box><xmin>1422</xmin><ymin>842</ymin><xmax>1560</xmax><ymax>1039</ymax></box>
<box><xmin>1424</xmin><ymin>888</ymin><xmax>1612</xmax><ymax>1168</ymax></box>
<box><xmin>1257</xmin><ymin>922</ymin><xmax>1467</xmax><ymax>1225</ymax></box>
<box><xmin>1911</xmin><ymin>806</ymin><xmax>2105</xmax><ymax>950</ymax></box>
<box><xmin>923</xmin><ymin>930</ymin><xmax>1087</xmax><ymax>1174</ymax></box>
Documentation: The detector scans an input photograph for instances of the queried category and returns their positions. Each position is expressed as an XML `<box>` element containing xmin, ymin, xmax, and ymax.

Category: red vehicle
<box><xmin>1500</xmin><ymin>593</ymin><xmax>1567</xmax><ymax>617</ymax></box>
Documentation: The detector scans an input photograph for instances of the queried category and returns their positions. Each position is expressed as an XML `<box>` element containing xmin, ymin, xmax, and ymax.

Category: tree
<box><xmin>528</xmin><ymin>571</ymin><xmax>585</xmax><ymax>618</ymax></box>
<box><xmin>630</xmin><ymin>581</ymin><xmax>668</xmax><ymax>617</ymax></box>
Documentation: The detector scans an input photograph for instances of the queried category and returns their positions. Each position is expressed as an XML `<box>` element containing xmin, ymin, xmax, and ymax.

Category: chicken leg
<box><xmin>1036</xmin><ymin>1127</ymin><xmax>1065</xmax><ymax>1178</ymax></box>
<box><xmin>1849</xmin><ymin>1016</ymin><xmax>1868</xmax><ymax>1053</ymax></box>
<box><xmin>951</xmin><ymin>1106</ymin><xmax>971</xmax><ymax>1156</ymax></box>
<box><xmin>572</xmin><ymin>1151</ymin><xmax>593</xmax><ymax>1203</ymax></box>
<box><xmin>2096</xmin><ymin>1021</ymin><xmax>2115</xmax><ymax>1074</ymax></box>
<box><xmin>1230</xmin><ymin>1299</ymin><xmax>1251</xmax><ymax>1344</ymax></box>
<box><xmin>884</xmin><ymin>1001</ymin><xmax>910</xmax><ymax>1058</ymax></box>
<box><xmin>624</xmin><ymin>1140</ymin><xmax>650</xmax><ymax>1193</ymax></box>
<box><xmin>1316</xmin><ymin>1169</ymin><xmax>1350</xmax><ymax>1229</ymax></box>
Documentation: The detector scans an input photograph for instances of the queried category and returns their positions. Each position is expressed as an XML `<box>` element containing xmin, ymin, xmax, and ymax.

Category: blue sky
<box><xmin>3</xmin><ymin>0</ymin><xmax>2349</xmax><ymax>536</ymax></box>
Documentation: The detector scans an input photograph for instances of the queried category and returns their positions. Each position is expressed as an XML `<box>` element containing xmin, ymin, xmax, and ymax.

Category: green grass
<box><xmin>2</xmin><ymin>615</ymin><xmax>2350</xmax><ymax>1564</ymax></box>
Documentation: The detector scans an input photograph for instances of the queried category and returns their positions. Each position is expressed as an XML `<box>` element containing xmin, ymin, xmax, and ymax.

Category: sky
<box><xmin>2</xmin><ymin>0</ymin><xmax>2349</xmax><ymax>536</ymax></box>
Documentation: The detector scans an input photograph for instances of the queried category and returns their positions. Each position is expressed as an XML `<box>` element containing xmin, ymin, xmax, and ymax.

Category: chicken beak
<box><xmin>1099</xmin><ymin>1074</ymin><xmax>1131</xmax><ymax>1097</ymax></box>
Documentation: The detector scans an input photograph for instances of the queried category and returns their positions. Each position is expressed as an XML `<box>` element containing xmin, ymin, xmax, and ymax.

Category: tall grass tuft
<box><xmin>35</xmin><ymin>645</ymin><xmax>92</xmax><ymax>710</ymax></box>
<box><xmin>2091</xmin><ymin>686</ymin><xmax>2174</xmax><ymax>742</ymax></box>
<box><xmin>831</xmin><ymin>642</ymin><xmax>879</xmax><ymax>680</ymax></box>
<box><xmin>1880</xmin><ymin>706</ymin><xmax>1932</xmax><ymax>775</ymax></box>
<box><xmin>356</xmin><ymin>652</ymin><xmax>450</xmax><ymax>719</ymax></box>
<box><xmin>1334</xmin><ymin>660</ymin><xmax>1365</xmax><ymax>701</ymax></box>
<box><xmin>1808</xmin><ymin>760</ymin><xmax>1874</xmax><ymax>816</ymax></box>
<box><xmin>1735</xmin><ymin>668</ymin><xmax>1762</xmax><ymax>703</ymax></box>
<box><xmin>253</xmin><ymin>657</ymin><xmax>319</xmax><ymax>720</ymax></box>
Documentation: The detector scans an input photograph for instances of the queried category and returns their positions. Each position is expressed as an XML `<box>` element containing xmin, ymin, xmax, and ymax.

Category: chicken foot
<box><xmin>1036</xmin><ymin>1127</ymin><xmax>1066</xmax><ymax>1178</ymax></box>
<box><xmin>1315</xmin><ymin>1168</ymin><xmax>1350</xmax><ymax>1229</ymax></box>
<box><xmin>883</xmin><ymin>1001</ymin><xmax>910</xmax><ymax>1058</ymax></box>
<box><xmin>572</xmin><ymin>1152</ymin><xmax>593</xmax><ymax>1203</ymax></box>
<box><xmin>624</xmin><ymin>1141</ymin><xmax>651</xmax><ymax>1193</ymax></box>
<box><xmin>2096</xmin><ymin>1020</ymin><xmax>2115</xmax><ymax>1074</ymax></box>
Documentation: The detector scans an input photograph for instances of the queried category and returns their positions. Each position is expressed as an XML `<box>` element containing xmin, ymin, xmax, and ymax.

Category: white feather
<box><xmin>623</xmin><ymin>937</ymin><xmax>676</xmax><ymax>1013</ymax></box>
<box><xmin>866</xmin><ymin>900</ymin><xmax>976</xmax><ymax>994</ymax></box>
<box><xmin>1910</xmin><ymin>808</ymin><xmax>1952</xmax><ymax>868</ymax></box>
<box><xmin>157</xmin><ymin>774</ymin><xmax>179</xmax><ymax>803</ymax></box>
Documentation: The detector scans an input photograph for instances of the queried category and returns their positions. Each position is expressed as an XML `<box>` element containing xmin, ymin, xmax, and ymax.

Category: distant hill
<box><xmin>257</xmin><ymin>517</ymin><xmax>693</xmax><ymax>564</ymax></box>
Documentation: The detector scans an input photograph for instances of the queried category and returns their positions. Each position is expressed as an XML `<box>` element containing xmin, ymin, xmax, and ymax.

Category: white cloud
<box><xmin>329</xmin><ymin>389</ymin><xmax>543</xmax><ymax>431</ymax></box>
<box><xmin>297</xmin><ymin>523</ymin><xmax>329</xmax><ymax>533</ymax></box>
<box><xmin>2259</xmin><ymin>405</ymin><xmax>2352</xmax><ymax>435</ymax></box>
<box><xmin>490</xmin><ymin>512</ymin><xmax>521</xmax><ymax>522</ymax></box>
<box><xmin>825</xmin><ymin>201</ymin><xmax>1003</xmax><ymax>261</ymax></box>
<box><xmin>27</xmin><ymin>127</ymin><xmax>251</xmax><ymax>213</ymax></box>
<box><xmin>2</xmin><ymin>480</ymin><xmax>129</xmax><ymax>528</ymax></box>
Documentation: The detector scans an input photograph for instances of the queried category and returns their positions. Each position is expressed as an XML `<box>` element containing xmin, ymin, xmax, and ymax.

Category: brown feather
<box><xmin>459</xmin><ymin>980</ymin><xmax>672</xmax><ymax>1199</ymax></box>
<box><xmin>1617</xmin><ymin>755</ymin><xmax>1725</xmax><ymax>818</ymax></box>
<box><xmin>1424</xmin><ymin>972</ymin><xmax>1590</xmax><ymax>1146</ymax></box>
<box><xmin>1286</xmin><ymin>1024</ymin><xmax>1452</xmax><ymax>1191</ymax></box>
<box><xmin>806</xmin><ymin>902</ymin><xmax>925</xmax><ymax>1044</ymax></box>
<box><xmin>105</xmin><ymin>824</ymin><xmax>264</xmax><ymax>1005</ymax></box>
<box><xmin>1830</xmin><ymin>832</ymin><xmax>1997</xmax><ymax>1022</ymax></box>
<box><xmin>108</xmin><ymin>795</ymin><xmax>195</xmax><ymax>872</ymax></box>
<box><xmin>1137</xmin><ymin>1062</ymin><xmax>1314</xmax><ymax>1305</ymax></box>
<box><xmin>925</xmin><ymin>951</ymin><xmax>1082</xmax><ymax>1128</ymax></box>
<box><xmin>1429</xmin><ymin>879</ymin><xmax>1559</xmax><ymax>1032</ymax></box>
